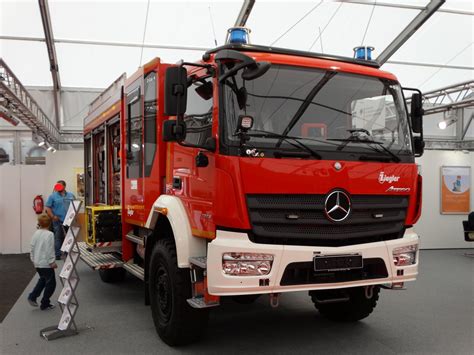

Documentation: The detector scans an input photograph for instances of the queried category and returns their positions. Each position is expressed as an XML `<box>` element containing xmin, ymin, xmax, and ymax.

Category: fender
<box><xmin>145</xmin><ymin>195</ymin><xmax>207</xmax><ymax>268</ymax></box>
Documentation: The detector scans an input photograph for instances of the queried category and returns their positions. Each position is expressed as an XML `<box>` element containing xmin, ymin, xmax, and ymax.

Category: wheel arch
<box><xmin>145</xmin><ymin>195</ymin><xmax>207</xmax><ymax>269</ymax></box>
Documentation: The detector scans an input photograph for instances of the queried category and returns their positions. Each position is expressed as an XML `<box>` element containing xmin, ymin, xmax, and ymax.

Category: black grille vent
<box><xmin>247</xmin><ymin>194</ymin><xmax>408</xmax><ymax>247</ymax></box>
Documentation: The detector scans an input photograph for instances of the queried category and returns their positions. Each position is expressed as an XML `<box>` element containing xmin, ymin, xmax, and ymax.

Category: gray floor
<box><xmin>1</xmin><ymin>250</ymin><xmax>473</xmax><ymax>355</ymax></box>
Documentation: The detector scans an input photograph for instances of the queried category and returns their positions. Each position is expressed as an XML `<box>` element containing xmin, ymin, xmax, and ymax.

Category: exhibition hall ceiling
<box><xmin>0</xmin><ymin>0</ymin><xmax>472</xmax><ymax>91</ymax></box>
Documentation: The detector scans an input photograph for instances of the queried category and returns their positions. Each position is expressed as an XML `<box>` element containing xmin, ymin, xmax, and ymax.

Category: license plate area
<box><xmin>314</xmin><ymin>254</ymin><xmax>363</xmax><ymax>272</ymax></box>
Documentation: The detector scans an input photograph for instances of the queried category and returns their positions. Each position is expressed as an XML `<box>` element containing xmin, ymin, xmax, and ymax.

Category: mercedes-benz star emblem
<box><xmin>324</xmin><ymin>190</ymin><xmax>351</xmax><ymax>222</ymax></box>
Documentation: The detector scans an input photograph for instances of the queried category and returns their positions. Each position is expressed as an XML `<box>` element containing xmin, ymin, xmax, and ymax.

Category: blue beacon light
<box><xmin>353</xmin><ymin>46</ymin><xmax>375</xmax><ymax>60</ymax></box>
<box><xmin>227</xmin><ymin>27</ymin><xmax>251</xmax><ymax>44</ymax></box>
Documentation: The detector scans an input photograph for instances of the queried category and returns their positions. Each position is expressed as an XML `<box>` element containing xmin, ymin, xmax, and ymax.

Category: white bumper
<box><xmin>207</xmin><ymin>228</ymin><xmax>419</xmax><ymax>296</ymax></box>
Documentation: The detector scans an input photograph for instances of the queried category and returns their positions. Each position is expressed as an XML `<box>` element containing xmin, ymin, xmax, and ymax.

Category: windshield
<box><xmin>221</xmin><ymin>64</ymin><xmax>413</xmax><ymax>162</ymax></box>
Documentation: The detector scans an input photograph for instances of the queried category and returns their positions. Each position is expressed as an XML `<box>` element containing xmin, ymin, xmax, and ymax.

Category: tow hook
<box><xmin>269</xmin><ymin>293</ymin><xmax>280</xmax><ymax>308</ymax></box>
<box><xmin>365</xmin><ymin>285</ymin><xmax>374</xmax><ymax>299</ymax></box>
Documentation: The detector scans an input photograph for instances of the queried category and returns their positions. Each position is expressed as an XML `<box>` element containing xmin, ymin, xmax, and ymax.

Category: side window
<box><xmin>126</xmin><ymin>87</ymin><xmax>142</xmax><ymax>178</ymax></box>
<box><xmin>184</xmin><ymin>77</ymin><xmax>213</xmax><ymax>146</ymax></box>
<box><xmin>144</xmin><ymin>72</ymin><xmax>157</xmax><ymax>177</ymax></box>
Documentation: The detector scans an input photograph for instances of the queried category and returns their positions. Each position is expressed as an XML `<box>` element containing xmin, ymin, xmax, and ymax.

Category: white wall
<box><xmin>1</xmin><ymin>147</ymin><xmax>473</xmax><ymax>252</ymax></box>
<box><xmin>20</xmin><ymin>166</ymin><xmax>47</xmax><ymax>252</ymax></box>
<box><xmin>43</xmin><ymin>150</ymin><xmax>84</xmax><ymax>195</ymax></box>
<box><xmin>415</xmin><ymin>150</ymin><xmax>474</xmax><ymax>249</ymax></box>
<box><xmin>0</xmin><ymin>166</ymin><xmax>22</xmax><ymax>253</ymax></box>
<box><xmin>0</xmin><ymin>150</ymin><xmax>84</xmax><ymax>254</ymax></box>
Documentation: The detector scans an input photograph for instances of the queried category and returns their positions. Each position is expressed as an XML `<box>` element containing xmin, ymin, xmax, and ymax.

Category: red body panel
<box><xmin>213</xmin><ymin>157</ymin><xmax>419</xmax><ymax>230</ymax></box>
<box><xmin>84</xmin><ymin>50</ymin><xmax>422</xmax><ymax>264</ymax></box>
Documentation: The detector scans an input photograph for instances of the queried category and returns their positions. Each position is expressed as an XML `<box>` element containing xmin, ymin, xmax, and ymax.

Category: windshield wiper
<box><xmin>276</xmin><ymin>71</ymin><xmax>337</xmax><ymax>148</ymax></box>
<box><xmin>327</xmin><ymin>137</ymin><xmax>401</xmax><ymax>162</ymax></box>
<box><xmin>240</xmin><ymin>130</ymin><xmax>322</xmax><ymax>159</ymax></box>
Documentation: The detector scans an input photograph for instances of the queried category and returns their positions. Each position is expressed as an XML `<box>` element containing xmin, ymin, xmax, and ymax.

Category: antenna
<box><xmin>208</xmin><ymin>5</ymin><xmax>218</xmax><ymax>46</ymax></box>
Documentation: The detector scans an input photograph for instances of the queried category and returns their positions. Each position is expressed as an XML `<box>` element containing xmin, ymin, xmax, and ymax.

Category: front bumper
<box><xmin>207</xmin><ymin>228</ymin><xmax>419</xmax><ymax>295</ymax></box>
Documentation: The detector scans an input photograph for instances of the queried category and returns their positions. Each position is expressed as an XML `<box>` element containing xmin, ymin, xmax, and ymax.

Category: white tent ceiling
<box><xmin>0</xmin><ymin>0</ymin><xmax>473</xmax><ymax>91</ymax></box>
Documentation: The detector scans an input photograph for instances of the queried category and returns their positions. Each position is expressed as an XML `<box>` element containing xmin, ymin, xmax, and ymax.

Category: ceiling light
<box><xmin>38</xmin><ymin>141</ymin><xmax>46</xmax><ymax>147</ymax></box>
<box><xmin>439</xmin><ymin>110</ymin><xmax>458</xmax><ymax>130</ymax></box>
<box><xmin>438</xmin><ymin>118</ymin><xmax>456</xmax><ymax>130</ymax></box>
<box><xmin>47</xmin><ymin>146</ymin><xmax>54</xmax><ymax>151</ymax></box>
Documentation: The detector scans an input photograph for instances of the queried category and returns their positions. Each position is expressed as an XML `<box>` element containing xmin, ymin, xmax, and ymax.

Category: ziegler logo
<box><xmin>378</xmin><ymin>172</ymin><xmax>400</xmax><ymax>184</ymax></box>
<box><xmin>386</xmin><ymin>186</ymin><xmax>411</xmax><ymax>192</ymax></box>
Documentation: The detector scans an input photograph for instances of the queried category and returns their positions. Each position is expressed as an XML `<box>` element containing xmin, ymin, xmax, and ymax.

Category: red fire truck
<box><xmin>81</xmin><ymin>30</ymin><xmax>424</xmax><ymax>346</ymax></box>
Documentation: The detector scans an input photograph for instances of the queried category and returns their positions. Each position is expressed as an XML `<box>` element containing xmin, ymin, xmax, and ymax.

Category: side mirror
<box><xmin>413</xmin><ymin>136</ymin><xmax>425</xmax><ymax>157</ymax></box>
<box><xmin>411</xmin><ymin>93</ymin><xmax>423</xmax><ymax>134</ymax></box>
<box><xmin>164</xmin><ymin>66</ymin><xmax>187</xmax><ymax>116</ymax></box>
<box><xmin>162</xmin><ymin>120</ymin><xmax>186</xmax><ymax>142</ymax></box>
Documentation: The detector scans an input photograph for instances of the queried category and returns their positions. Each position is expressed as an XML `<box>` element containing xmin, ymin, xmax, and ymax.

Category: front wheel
<box><xmin>310</xmin><ymin>286</ymin><xmax>380</xmax><ymax>322</ymax></box>
<box><xmin>149</xmin><ymin>239</ymin><xmax>209</xmax><ymax>346</ymax></box>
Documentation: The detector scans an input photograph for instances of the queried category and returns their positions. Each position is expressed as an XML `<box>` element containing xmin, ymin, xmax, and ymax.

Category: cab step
<box><xmin>125</xmin><ymin>232</ymin><xmax>144</xmax><ymax>246</ymax></box>
<box><xmin>187</xmin><ymin>297</ymin><xmax>220</xmax><ymax>309</ymax></box>
<box><xmin>189</xmin><ymin>256</ymin><xmax>207</xmax><ymax>269</ymax></box>
<box><xmin>187</xmin><ymin>256</ymin><xmax>219</xmax><ymax>308</ymax></box>
<box><xmin>123</xmin><ymin>262</ymin><xmax>145</xmax><ymax>281</ymax></box>
<box><xmin>78</xmin><ymin>242</ymin><xmax>123</xmax><ymax>270</ymax></box>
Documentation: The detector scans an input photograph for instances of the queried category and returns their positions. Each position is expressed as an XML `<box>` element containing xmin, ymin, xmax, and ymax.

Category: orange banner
<box><xmin>441</xmin><ymin>166</ymin><xmax>470</xmax><ymax>214</ymax></box>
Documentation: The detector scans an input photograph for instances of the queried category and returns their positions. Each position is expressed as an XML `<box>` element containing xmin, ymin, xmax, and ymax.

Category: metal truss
<box><xmin>377</xmin><ymin>0</ymin><xmax>445</xmax><ymax>65</ymax></box>
<box><xmin>0</xmin><ymin>59</ymin><xmax>84</xmax><ymax>146</ymax></box>
<box><xmin>424</xmin><ymin>138</ymin><xmax>474</xmax><ymax>151</ymax></box>
<box><xmin>60</xmin><ymin>131</ymin><xmax>84</xmax><ymax>145</ymax></box>
<box><xmin>0</xmin><ymin>59</ymin><xmax>60</xmax><ymax>144</ymax></box>
<box><xmin>39</xmin><ymin>0</ymin><xmax>62</xmax><ymax>128</ymax></box>
<box><xmin>422</xmin><ymin>80</ymin><xmax>474</xmax><ymax>115</ymax></box>
<box><xmin>339</xmin><ymin>1</ymin><xmax>473</xmax><ymax>16</ymax></box>
<box><xmin>234</xmin><ymin>0</ymin><xmax>255</xmax><ymax>27</ymax></box>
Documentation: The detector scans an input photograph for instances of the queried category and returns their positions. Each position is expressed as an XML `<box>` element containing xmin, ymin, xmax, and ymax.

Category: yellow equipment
<box><xmin>85</xmin><ymin>205</ymin><xmax>122</xmax><ymax>247</ymax></box>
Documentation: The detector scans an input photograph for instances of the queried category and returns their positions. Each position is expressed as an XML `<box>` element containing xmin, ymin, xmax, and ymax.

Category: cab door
<box><xmin>171</xmin><ymin>73</ymin><xmax>216</xmax><ymax>237</ymax></box>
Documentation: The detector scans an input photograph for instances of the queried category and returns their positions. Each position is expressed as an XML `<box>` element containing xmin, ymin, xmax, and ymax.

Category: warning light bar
<box><xmin>226</xmin><ymin>27</ymin><xmax>251</xmax><ymax>45</ymax></box>
<box><xmin>353</xmin><ymin>46</ymin><xmax>375</xmax><ymax>61</ymax></box>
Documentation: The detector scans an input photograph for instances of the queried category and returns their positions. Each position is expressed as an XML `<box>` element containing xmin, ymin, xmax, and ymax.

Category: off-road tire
<box><xmin>231</xmin><ymin>294</ymin><xmax>261</xmax><ymax>304</ymax></box>
<box><xmin>149</xmin><ymin>239</ymin><xmax>209</xmax><ymax>346</ymax></box>
<box><xmin>99</xmin><ymin>267</ymin><xmax>126</xmax><ymax>283</ymax></box>
<box><xmin>311</xmin><ymin>286</ymin><xmax>380</xmax><ymax>322</ymax></box>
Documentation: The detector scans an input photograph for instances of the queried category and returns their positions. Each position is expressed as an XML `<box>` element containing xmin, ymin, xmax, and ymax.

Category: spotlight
<box><xmin>438</xmin><ymin>119</ymin><xmax>456</xmax><ymax>130</ymax></box>
<box><xmin>438</xmin><ymin>110</ymin><xmax>457</xmax><ymax>130</ymax></box>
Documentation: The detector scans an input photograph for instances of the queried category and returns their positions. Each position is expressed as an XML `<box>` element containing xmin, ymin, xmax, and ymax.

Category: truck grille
<box><xmin>246</xmin><ymin>194</ymin><xmax>408</xmax><ymax>247</ymax></box>
<box><xmin>280</xmin><ymin>258</ymin><xmax>388</xmax><ymax>286</ymax></box>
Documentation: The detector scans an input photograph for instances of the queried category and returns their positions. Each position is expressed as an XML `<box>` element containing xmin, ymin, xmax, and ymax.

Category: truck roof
<box><xmin>204</xmin><ymin>43</ymin><xmax>397</xmax><ymax>81</ymax></box>
<box><xmin>84</xmin><ymin>73</ymin><xmax>125</xmax><ymax>133</ymax></box>
<box><xmin>205</xmin><ymin>44</ymin><xmax>380</xmax><ymax>69</ymax></box>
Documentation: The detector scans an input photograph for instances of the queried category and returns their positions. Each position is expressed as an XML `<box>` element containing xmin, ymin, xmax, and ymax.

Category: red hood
<box><xmin>214</xmin><ymin>156</ymin><xmax>420</xmax><ymax>229</ymax></box>
<box><xmin>238</xmin><ymin>158</ymin><xmax>417</xmax><ymax>195</ymax></box>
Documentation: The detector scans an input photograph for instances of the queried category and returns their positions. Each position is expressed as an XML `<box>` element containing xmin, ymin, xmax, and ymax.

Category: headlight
<box><xmin>393</xmin><ymin>245</ymin><xmax>417</xmax><ymax>266</ymax></box>
<box><xmin>222</xmin><ymin>252</ymin><xmax>274</xmax><ymax>276</ymax></box>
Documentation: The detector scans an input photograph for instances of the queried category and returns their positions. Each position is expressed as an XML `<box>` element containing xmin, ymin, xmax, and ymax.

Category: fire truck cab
<box><xmin>82</xmin><ymin>39</ymin><xmax>424</xmax><ymax>346</ymax></box>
